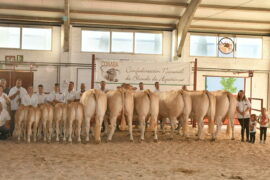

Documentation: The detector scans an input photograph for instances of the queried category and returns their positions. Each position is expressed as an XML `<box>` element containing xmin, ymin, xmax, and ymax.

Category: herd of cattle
<box><xmin>13</xmin><ymin>83</ymin><xmax>237</xmax><ymax>143</ymax></box>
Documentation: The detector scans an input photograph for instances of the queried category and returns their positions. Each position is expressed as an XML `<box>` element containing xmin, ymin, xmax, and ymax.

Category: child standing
<box><xmin>258</xmin><ymin>108</ymin><xmax>269</xmax><ymax>144</ymax></box>
<box><xmin>249</xmin><ymin>114</ymin><xmax>257</xmax><ymax>144</ymax></box>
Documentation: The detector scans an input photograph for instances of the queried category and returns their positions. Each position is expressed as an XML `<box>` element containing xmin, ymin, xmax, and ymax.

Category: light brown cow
<box><xmin>39</xmin><ymin>103</ymin><xmax>54</xmax><ymax>142</ymax></box>
<box><xmin>13</xmin><ymin>105</ymin><xmax>28</xmax><ymax>142</ymax></box>
<box><xmin>158</xmin><ymin>90</ymin><xmax>187</xmax><ymax>139</ymax></box>
<box><xmin>26</xmin><ymin>106</ymin><xmax>41</xmax><ymax>143</ymax></box>
<box><xmin>106</xmin><ymin>85</ymin><xmax>135</xmax><ymax>142</ymax></box>
<box><xmin>67</xmin><ymin>102</ymin><xmax>84</xmax><ymax>143</ymax></box>
<box><xmin>134</xmin><ymin>89</ymin><xmax>159</xmax><ymax>142</ymax></box>
<box><xmin>80</xmin><ymin>89</ymin><xmax>107</xmax><ymax>143</ymax></box>
<box><xmin>54</xmin><ymin>103</ymin><xmax>68</xmax><ymax>142</ymax></box>
<box><xmin>180</xmin><ymin>90</ymin><xmax>216</xmax><ymax>140</ymax></box>
<box><xmin>208</xmin><ymin>90</ymin><xmax>237</xmax><ymax>140</ymax></box>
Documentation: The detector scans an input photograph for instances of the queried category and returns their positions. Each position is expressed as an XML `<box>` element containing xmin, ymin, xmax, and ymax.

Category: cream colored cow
<box><xmin>134</xmin><ymin>89</ymin><xmax>159</xmax><ymax>142</ymax></box>
<box><xmin>158</xmin><ymin>90</ymin><xmax>188</xmax><ymax>139</ymax></box>
<box><xmin>208</xmin><ymin>90</ymin><xmax>237</xmax><ymax>140</ymax></box>
<box><xmin>80</xmin><ymin>89</ymin><xmax>107</xmax><ymax>143</ymax></box>
<box><xmin>39</xmin><ymin>103</ymin><xmax>54</xmax><ymax>142</ymax></box>
<box><xmin>106</xmin><ymin>85</ymin><xmax>135</xmax><ymax>142</ymax></box>
<box><xmin>54</xmin><ymin>103</ymin><xmax>68</xmax><ymax>142</ymax></box>
<box><xmin>13</xmin><ymin>105</ymin><xmax>28</xmax><ymax>142</ymax></box>
<box><xmin>181</xmin><ymin>90</ymin><xmax>216</xmax><ymax>140</ymax></box>
<box><xmin>26</xmin><ymin>106</ymin><xmax>41</xmax><ymax>143</ymax></box>
<box><xmin>67</xmin><ymin>102</ymin><xmax>84</xmax><ymax>143</ymax></box>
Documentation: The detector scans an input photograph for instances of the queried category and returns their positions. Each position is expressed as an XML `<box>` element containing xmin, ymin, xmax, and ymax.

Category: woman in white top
<box><xmin>21</xmin><ymin>86</ymin><xmax>38</xmax><ymax>107</ymax></box>
<box><xmin>258</xmin><ymin>108</ymin><xmax>269</xmax><ymax>144</ymax></box>
<box><xmin>0</xmin><ymin>85</ymin><xmax>10</xmax><ymax>110</ymax></box>
<box><xmin>236</xmin><ymin>90</ymin><xmax>251</xmax><ymax>142</ymax></box>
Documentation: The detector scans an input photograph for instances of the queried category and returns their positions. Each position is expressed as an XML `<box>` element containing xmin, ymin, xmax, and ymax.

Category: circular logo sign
<box><xmin>218</xmin><ymin>37</ymin><xmax>234</xmax><ymax>54</ymax></box>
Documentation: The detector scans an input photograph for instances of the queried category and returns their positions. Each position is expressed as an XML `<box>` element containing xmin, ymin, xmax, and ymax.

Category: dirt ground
<box><xmin>0</xmin><ymin>126</ymin><xmax>270</xmax><ymax>180</ymax></box>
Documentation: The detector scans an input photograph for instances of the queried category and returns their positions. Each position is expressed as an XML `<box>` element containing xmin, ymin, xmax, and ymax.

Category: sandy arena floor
<box><xmin>0</xmin><ymin>126</ymin><xmax>270</xmax><ymax>180</ymax></box>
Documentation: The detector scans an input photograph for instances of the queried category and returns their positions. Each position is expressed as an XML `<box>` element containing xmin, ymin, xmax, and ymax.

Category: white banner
<box><xmin>96</xmin><ymin>60</ymin><xmax>190</xmax><ymax>86</ymax></box>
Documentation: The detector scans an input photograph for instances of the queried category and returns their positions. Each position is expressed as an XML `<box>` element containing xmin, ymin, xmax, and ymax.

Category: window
<box><xmin>0</xmin><ymin>27</ymin><xmax>20</xmax><ymax>48</ymax></box>
<box><xmin>81</xmin><ymin>30</ymin><xmax>110</xmax><ymax>52</ymax></box>
<box><xmin>236</xmin><ymin>37</ymin><xmax>262</xmax><ymax>59</ymax></box>
<box><xmin>111</xmin><ymin>32</ymin><xmax>133</xmax><ymax>53</ymax></box>
<box><xmin>22</xmin><ymin>28</ymin><xmax>52</xmax><ymax>50</ymax></box>
<box><xmin>190</xmin><ymin>35</ymin><xmax>217</xmax><ymax>57</ymax></box>
<box><xmin>135</xmin><ymin>33</ymin><xmax>162</xmax><ymax>54</ymax></box>
<box><xmin>190</xmin><ymin>34</ymin><xmax>262</xmax><ymax>59</ymax></box>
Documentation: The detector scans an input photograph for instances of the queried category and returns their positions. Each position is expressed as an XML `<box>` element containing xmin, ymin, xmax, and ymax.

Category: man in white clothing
<box><xmin>37</xmin><ymin>84</ymin><xmax>47</xmax><ymax>105</ymax></box>
<box><xmin>22</xmin><ymin>86</ymin><xmax>38</xmax><ymax>107</ymax></box>
<box><xmin>64</xmin><ymin>81</ymin><xmax>77</xmax><ymax>103</ymax></box>
<box><xmin>76</xmin><ymin>83</ymin><xmax>86</xmax><ymax>100</ymax></box>
<box><xmin>47</xmin><ymin>83</ymin><xmax>64</xmax><ymax>103</ymax></box>
<box><xmin>139</xmin><ymin>82</ymin><xmax>144</xmax><ymax>91</ymax></box>
<box><xmin>8</xmin><ymin>79</ymin><xmax>27</xmax><ymax>134</ymax></box>
<box><xmin>154</xmin><ymin>82</ymin><xmax>160</xmax><ymax>92</ymax></box>
<box><xmin>0</xmin><ymin>102</ymin><xmax>10</xmax><ymax>140</ymax></box>
<box><xmin>100</xmin><ymin>81</ymin><xmax>109</xmax><ymax>93</ymax></box>
<box><xmin>0</xmin><ymin>85</ymin><xmax>10</xmax><ymax>110</ymax></box>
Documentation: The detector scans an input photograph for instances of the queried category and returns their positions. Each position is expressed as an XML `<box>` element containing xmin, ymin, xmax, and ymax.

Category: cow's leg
<box><xmin>169</xmin><ymin>116</ymin><xmax>177</xmax><ymax>139</ymax></box>
<box><xmin>27</xmin><ymin>121</ymin><xmax>32</xmax><ymax>143</ymax></box>
<box><xmin>85</xmin><ymin>116</ymin><xmax>91</xmax><ymax>142</ymax></box>
<box><xmin>47</xmin><ymin>120</ymin><xmax>53</xmax><ymax>143</ymax></box>
<box><xmin>94</xmin><ymin>116</ymin><xmax>103</xmax><ymax>143</ymax></box>
<box><xmin>17</xmin><ymin>122</ymin><xmax>21</xmax><ymax>142</ymax></box>
<box><xmin>161</xmin><ymin>118</ymin><xmax>166</xmax><ymax>134</ymax></box>
<box><xmin>77</xmin><ymin>120</ymin><xmax>82</xmax><ymax>143</ymax></box>
<box><xmin>107</xmin><ymin>115</ymin><xmax>117</xmax><ymax>142</ymax></box>
<box><xmin>152</xmin><ymin>115</ymin><xmax>158</xmax><ymax>142</ymax></box>
<box><xmin>230</xmin><ymin>117</ymin><xmax>235</xmax><ymax>140</ymax></box>
<box><xmin>68</xmin><ymin>120</ymin><xmax>73</xmax><ymax>143</ymax></box>
<box><xmin>138</xmin><ymin>115</ymin><xmax>146</xmax><ymax>142</ymax></box>
<box><xmin>56</xmin><ymin>120</ymin><xmax>60</xmax><ymax>142</ymax></box>
<box><xmin>213</xmin><ymin>117</ymin><xmax>222</xmax><ymax>140</ymax></box>
<box><xmin>197</xmin><ymin>116</ymin><xmax>205</xmax><ymax>140</ymax></box>
<box><xmin>33</xmin><ymin>122</ymin><xmax>38</xmax><ymax>142</ymax></box>
<box><xmin>127</xmin><ymin>114</ymin><xmax>134</xmax><ymax>142</ymax></box>
<box><xmin>42</xmin><ymin>121</ymin><xmax>47</xmax><ymax>142</ymax></box>
<box><xmin>23</xmin><ymin>122</ymin><xmax>27</xmax><ymax>141</ymax></box>
<box><xmin>181</xmin><ymin>115</ymin><xmax>189</xmax><ymax>138</ymax></box>
<box><xmin>63</xmin><ymin>120</ymin><xmax>67</xmax><ymax>142</ymax></box>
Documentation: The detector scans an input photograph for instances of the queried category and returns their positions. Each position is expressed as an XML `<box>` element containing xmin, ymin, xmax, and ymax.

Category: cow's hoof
<box><xmin>106</xmin><ymin>139</ymin><xmax>111</xmax><ymax>143</ymax></box>
<box><xmin>231</xmin><ymin>138</ymin><xmax>235</xmax><ymax>140</ymax></box>
<box><xmin>139</xmin><ymin>139</ymin><xmax>144</xmax><ymax>143</ymax></box>
<box><xmin>210</xmin><ymin>138</ymin><xmax>216</xmax><ymax>142</ymax></box>
<box><xmin>130</xmin><ymin>139</ymin><xmax>134</xmax><ymax>143</ymax></box>
<box><xmin>154</xmin><ymin>139</ymin><xmax>158</xmax><ymax>143</ymax></box>
<box><xmin>95</xmin><ymin>140</ymin><xmax>101</xmax><ymax>144</ymax></box>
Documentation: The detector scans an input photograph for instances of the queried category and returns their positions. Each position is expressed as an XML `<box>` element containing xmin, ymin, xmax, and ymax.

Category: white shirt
<box><xmin>21</xmin><ymin>94</ymin><xmax>38</xmax><ymax>107</ymax></box>
<box><xmin>0</xmin><ymin>109</ymin><xmax>10</xmax><ymax>127</ymax></box>
<box><xmin>259</xmin><ymin>114</ymin><xmax>270</xmax><ymax>128</ymax></box>
<box><xmin>0</xmin><ymin>93</ymin><xmax>9</xmax><ymax>110</ymax></box>
<box><xmin>8</xmin><ymin>86</ymin><xmax>27</xmax><ymax>111</ymax></box>
<box><xmin>63</xmin><ymin>90</ymin><xmax>77</xmax><ymax>103</ymax></box>
<box><xmin>47</xmin><ymin>91</ymin><xmax>64</xmax><ymax>103</ymax></box>
<box><xmin>237</xmin><ymin>99</ymin><xmax>251</xmax><ymax>119</ymax></box>
<box><xmin>249</xmin><ymin>120</ymin><xmax>257</xmax><ymax>133</ymax></box>
<box><xmin>154</xmin><ymin>89</ymin><xmax>160</xmax><ymax>93</ymax></box>
<box><xmin>37</xmin><ymin>93</ymin><xmax>47</xmax><ymax>104</ymax></box>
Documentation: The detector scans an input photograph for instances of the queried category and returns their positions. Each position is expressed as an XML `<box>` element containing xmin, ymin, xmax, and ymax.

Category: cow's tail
<box><xmin>226</xmin><ymin>92</ymin><xmax>236</xmax><ymax>136</ymax></box>
<box><xmin>119</xmin><ymin>89</ymin><xmax>127</xmax><ymax>131</ymax></box>
<box><xmin>144</xmin><ymin>89</ymin><xmax>158</xmax><ymax>131</ymax></box>
<box><xmin>205</xmin><ymin>91</ymin><xmax>216</xmax><ymax>135</ymax></box>
<box><xmin>93</xmin><ymin>89</ymin><xmax>102</xmax><ymax>140</ymax></box>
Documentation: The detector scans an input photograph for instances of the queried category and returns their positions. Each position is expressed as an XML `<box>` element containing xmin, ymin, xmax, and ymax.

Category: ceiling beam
<box><xmin>200</xmin><ymin>4</ymin><xmax>270</xmax><ymax>12</ymax></box>
<box><xmin>177</xmin><ymin>0</ymin><xmax>202</xmax><ymax>57</ymax></box>
<box><xmin>95</xmin><ymin>0</ymin><xmax>188</xmax><ymax>7</ymax></box>
<box><xmin>0</xmin><ymin>4</ymin><xmax>63</xmax><ymax>12</ymax></box>
<box><xmin>63</xmin><ymin>0</ymin><xmax>70</xmax><ymax>52</ymax></box>
<box><xmin>193</xmin><ymin>17</ymin><xmax>270</xmax><ymax>25</ymax></box>
<box><xmin>0</xmin><ymin>14</ymin><xmax>61</xmax><ymax>23</ymax></box>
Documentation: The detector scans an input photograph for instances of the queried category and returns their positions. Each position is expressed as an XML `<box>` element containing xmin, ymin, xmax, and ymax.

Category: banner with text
<box><xmin>96</xmin><ymin>60</ymin><xmax>190</xmax><ymax>85</ymax></box>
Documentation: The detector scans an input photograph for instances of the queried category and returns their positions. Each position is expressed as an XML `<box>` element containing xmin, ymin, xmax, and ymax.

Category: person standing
<box><xmin>100</xmin><ymin>81</ymin><xmax>109</xmax><ymax>93</ymax></box>
<box><xmin>0</xmin><ymin>79</ymin><xmax>10</xmax><ymax>95</ymax></box>
<box><xmin>236</xmin><ymin>90</ymin><xmax>251</xmax><ymax>142</ymax></box>
<box><xmin>139</xmin><ymin>82</ymin><xmax>144</xmax><ymax>91</ymax></box>
<box><xmin>0</xmin><ymin>85</ymin><xmax>10</xmax><ymax>110</ymax></box>
<box><xmin>37</xmin><ymin>84</ymin><xmax>47</xmax><ymax>105</ymax></box>
<box><xmin>76</xmin><ymin>83</ymin><xmax>86</xmax><ymax>100</ymax></box>
<box><xmin>21</xmin><ymin>86</ymin><xmax>38</xmax><ymax>107</ymax></box>
<box><xmin>0</xmin><ymin>102</ymin><xmax>11</xmax><ymax>140</ymax></box>
<box><xmin>249</xmin><ymin>114</ymin><xmax>257</xmax><ymax>144</ymax></box>
<box><xmin>8</xmin><ymin>79</ymin><xmax>27</xmax><ymax>134</ymax></box>
<box><xmin>154</xmin><ymin>82</ymin><xmax>160</xmax><ymax>92</ymax></box>
<box><xmin>258</xmin><ymin>108</ymin><xmax>269</xmax><ymax>144</ymax></box>
<box><xmin>47</xmin><ymin>83</ymin><xmax>65</xmax><ymax>103</ymax></box>
<box><xmin>63</xmin><ymin>81</ymin><xmax>77</xmax><ymax>103</ymax></box>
